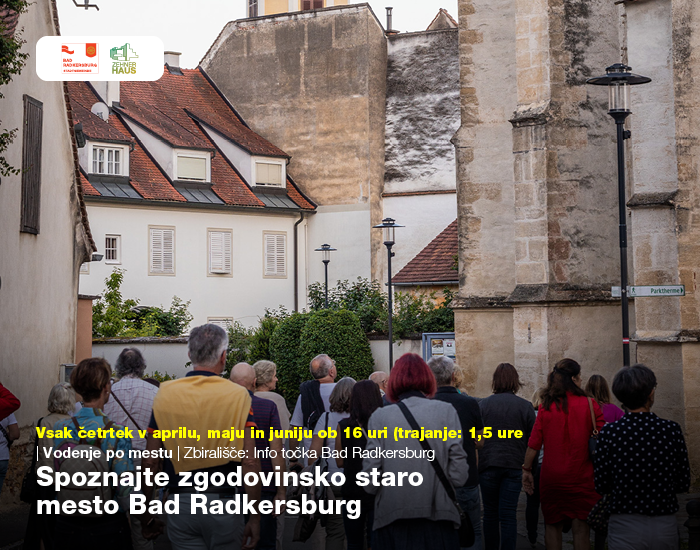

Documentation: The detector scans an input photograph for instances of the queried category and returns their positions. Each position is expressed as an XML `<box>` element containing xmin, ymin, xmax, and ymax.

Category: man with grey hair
<box><xmin>429</xmin><ymin>355</ymin><xmax>485</xmax><ymax>550</ymax></box>
<box><xmin>289</xmin><ymin>354</ymin><xmax>337</xmax><ymax>466</ymax></box>
<box><xmin>141</xmin><ymin>325</ymin><xmax>261</xmax><ymax>549</ymax></box>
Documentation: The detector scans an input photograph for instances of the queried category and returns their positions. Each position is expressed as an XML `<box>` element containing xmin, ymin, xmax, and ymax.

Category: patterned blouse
<box><xmin>593</xmin><ymin>412</ymin><xmax>690</xmax><ymax>515</ymax></box>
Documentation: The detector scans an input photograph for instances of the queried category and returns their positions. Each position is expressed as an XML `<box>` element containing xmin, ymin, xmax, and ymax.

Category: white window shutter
<box><xmin>264</xmin><ymin>233</ymin><xmax>286</xmax><ymax>276</ymax></box>
<box><xmin>275</xmin><ymin>234</ymin><xmax>286</xmax><ymax>275</ymax></box>
<box><xmin>223</xmin><ymin>232</ymin><xmax>232</xmax><ymax>273</ymax></box>
<box><xmin>151</xmin><ymin>228</ymin><xmax>174</xmax><ymax>274</ymax></box>
<box><xmin>209</xmin><ymin>231</ymin><xmax>232</xmax><ymax>274</ymax></box>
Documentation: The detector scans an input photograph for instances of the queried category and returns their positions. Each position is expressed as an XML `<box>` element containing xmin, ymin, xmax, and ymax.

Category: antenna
<box><xmin>91</xmin><ymin>102</ymin><xmax>109</xmax><ymax>121</ymax></box>
<box><xmin>72</xmin><ymin>0</ymin><xmax>100</xmax><ymax>10</ymax></box>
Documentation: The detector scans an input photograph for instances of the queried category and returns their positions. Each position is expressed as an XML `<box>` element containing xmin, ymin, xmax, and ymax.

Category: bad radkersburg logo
<box><xmin>110</xmin><ymin>43</ymin><xmax>138</xmax><ymax>74</ymax></box>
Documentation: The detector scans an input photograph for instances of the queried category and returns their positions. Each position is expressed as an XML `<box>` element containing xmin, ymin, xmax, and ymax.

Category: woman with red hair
<box><xmin>362</xmin><ymin>353</ymin><xmax>468</xmax><ymax>550</ymax></box>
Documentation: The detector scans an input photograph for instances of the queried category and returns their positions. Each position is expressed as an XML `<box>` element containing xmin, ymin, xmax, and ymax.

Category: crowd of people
<box><xmin>0</xmin><ymin>322</ymin><xmax>692</xmax><ymax>550</ymax></box>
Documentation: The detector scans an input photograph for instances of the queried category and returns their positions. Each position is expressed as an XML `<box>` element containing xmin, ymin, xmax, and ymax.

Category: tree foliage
<box><xmin>224</xmin><ymin>321</ymin><xmax>253</xmax><ymax>378</ymax></box>
<box><xmin>92</xmin><ymin>269</ymin><xmax>193</xmax><ymax>337</ymax></box>
<box><xmin>0</xmin><ymin>0</ymin><xmax>30</xmax><ymax>177</ymax></box>
<box><xmin>247</xmin><ymin>309</ymin><xmax>289</xmax><ymax>364</ymax></box>
<box><xmin>268</xmin><ymin>312</ymin><xmax>310</xmax><ymax>403</ymax></box>
<box><xmin>308</xmin><ymin>278</ymin><xmax>387</xmax><ymax>334</ymax></box>
<box><xmin>298</xmin><ymin>309</ymin><xmax>375</xmax><ymax>387</ymax></box>
<box><xmin>308</xmin><ymin>277</ymin><xmax>454</xmax><ymax>338</ymax></box>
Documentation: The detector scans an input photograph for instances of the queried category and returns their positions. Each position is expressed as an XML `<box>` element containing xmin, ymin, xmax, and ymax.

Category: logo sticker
<box><xmin>37</xmin><ymin>36</ymin><xmax>164</xmax><ymax>81</ymax></box>
<box><xmin>61</xmin><ymin>43</ymin><xmax>99</xmax><ymax>74</ymax></box>
<box><xmin>110</xmin><ymin>43</ymin><xmax>138</xmax><ymax>74</ymax></box>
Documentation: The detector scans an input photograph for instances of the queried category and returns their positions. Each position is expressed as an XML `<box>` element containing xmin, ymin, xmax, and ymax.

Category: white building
<box><xmin>0</xmin><ymin>0</ymin><xmax>95</xmax><ymax>430</ymax></box>
<box><xmin>71</xmin><ymin>55</ymin><xmax>316</xmax><ymax>330</ymax></box>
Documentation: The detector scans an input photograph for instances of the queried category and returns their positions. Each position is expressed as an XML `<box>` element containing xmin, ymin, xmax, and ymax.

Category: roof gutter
<box><xmin>392</xmin><ymin>281</ymin><xmax>459</xmax><ymax>287</ymax></box>
<box><xmin>294</xmin><ymin>212</ymin><xmax>305</xmax><ymax>311</ymax></box>
<box><xmin>84</xmin><ymin>195</ymin><xmax>309</xmax><ymax>215</ymax></box>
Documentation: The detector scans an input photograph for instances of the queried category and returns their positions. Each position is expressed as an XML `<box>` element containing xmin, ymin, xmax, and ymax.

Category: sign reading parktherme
<box><xmin>611</xmin><ymin>285</ymin><xmax>685</xmax><ymax>298</ymax></box>
<box><xmin>36</xmin><ymin>36</ymin><xmax>164</xmax><ymax>81</ymax></box>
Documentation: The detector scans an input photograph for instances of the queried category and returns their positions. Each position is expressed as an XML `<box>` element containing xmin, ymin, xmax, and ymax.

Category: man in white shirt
<box><xmin>289</xmin><ymin>354</ymin><xmax>337</xmax><ymax>466</ymax></box>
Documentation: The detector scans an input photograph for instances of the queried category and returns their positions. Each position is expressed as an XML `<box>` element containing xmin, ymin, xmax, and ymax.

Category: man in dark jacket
<box><xmin>429</xmin><ymin>356</ymin><xmax>484</xmax><ymax>550</ymax></box>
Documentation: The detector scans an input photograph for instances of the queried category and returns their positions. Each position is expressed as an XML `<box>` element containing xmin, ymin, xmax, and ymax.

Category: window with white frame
<box><xmin>263</xmin><ymin>232</ymin><xmax>286</xmax><ymax>278</ymax></box>
<box><xmin>91</xmin><ymin>146</ymin><xmax>125</xmax><ymax>175</ymax></box>
<box><xmin>208</xmin><ymin>230</ymin><xmax>232</xmax><ymax>275</ymax></box>
<box><xmin>255</xmin><ymin>161</ymin><xmax>284</xmax><ymax>187</ymax></box>
<box><xmin>208</xmin><ymin>317</ymin><xmax>233</xmax><ymax>330</ymax></box>
<box><xmin>105</xmin><ymin>235</ymin><xmax>121</xmax><ymax>264</ymax></box>
<box><xmin>177</xmin><ymin>153</ymin><xmax>208</xmax><ymax>181</ymax></box>
<box><xmin>149</xmin><ymin>226</ymin><xmax>175</xmax><ymax>275</ymax></box>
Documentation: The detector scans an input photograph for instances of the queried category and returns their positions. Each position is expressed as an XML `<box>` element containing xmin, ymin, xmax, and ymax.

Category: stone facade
<box><xmin>202</xmin><ymin>5</ymin><xmax>461</xmax><ymax>291</ymax></box>
<box><xmin>455</xmin><ymin>0</ymin><xmax>700</xmax><ymax>478</ymax></box>
<box><xmin>202</xmin><ymin>5</ymin><xmax>387</xmax><ymax>286</ymax></box>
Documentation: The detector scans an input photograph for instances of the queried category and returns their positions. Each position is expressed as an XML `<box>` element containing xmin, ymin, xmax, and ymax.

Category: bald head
<box><xmin>310</xmin><ymin>354</ymin><xmax>336</xmax><ymax>382</ymax></box>
<box><xmin>230</xmin><ymin>362</ymin><xmax>256</xmax><ymax>392</ymax></box>
<box><xmin>370</xmin><ymin>371</ymin><xmax>388</xmax><ymax>391</ymax></box>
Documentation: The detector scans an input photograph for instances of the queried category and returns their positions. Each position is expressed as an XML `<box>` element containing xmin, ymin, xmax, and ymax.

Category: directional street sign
<box><xmin>611</xmin><ymin>285</ymin><xmax>685</xmax><ymax>298</ymax></box>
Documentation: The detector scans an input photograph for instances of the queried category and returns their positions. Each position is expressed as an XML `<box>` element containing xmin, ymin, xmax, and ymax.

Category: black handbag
<box><xmin>587</xmin><ymin>494</ymin><xmax>610</xmax><ymax>532</ymax></box>
<box><xmin>397</xmin><ymin>402</ymin><xmax>475</xmax><ymax>548</ymax></box>
<box><xmin>20</xmin><ymin>417</ymin><xmax>43</xmax><ymax>503</ymax></box>
<box><xmin>587</xmin><ymin>398</ymin><xmax>599</xmax><ymax>460</ymax></box>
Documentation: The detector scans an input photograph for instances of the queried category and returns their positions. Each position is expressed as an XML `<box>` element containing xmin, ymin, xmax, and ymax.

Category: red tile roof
<box><xmin>392</xmin><ymin>220</ymin><xmax>459</xmax><ymax>284</ymax></box>
<box><xmin>120</xmin><ymin>69</ymin><xmax>288</xmax><ymax>157</ymax></box>
<box><xmin>66</xmin><ymin>69</ymin><xmax>315</xmax><ymax>210</ymax></box>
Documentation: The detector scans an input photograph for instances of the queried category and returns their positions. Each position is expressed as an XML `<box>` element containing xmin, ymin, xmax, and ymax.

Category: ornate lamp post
<box><xmin>373</xmin><ymin>218</ymin><xmax>404</xmax><ymax>369</ymax></box>
<box><xmin>314</xmin><ymin>244</ymin><xmax>336</xmax><ymax>308</ymax></box>
<box><xmin>587</xmin><ymin>63</ymin><xmax>651</xmax><ymax>366</ymax></box>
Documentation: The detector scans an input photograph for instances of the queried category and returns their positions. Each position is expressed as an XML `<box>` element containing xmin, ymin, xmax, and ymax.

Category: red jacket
<box><xmin>0</xmin><ymin>383</ymin><xmax>20</xmax><ymax>420</ymax></box>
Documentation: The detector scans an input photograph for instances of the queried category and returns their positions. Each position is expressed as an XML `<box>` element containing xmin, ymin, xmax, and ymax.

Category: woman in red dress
<box><xmin>521</xmin><ymin>359</ymin><xmax>604</xmax><ymax>550</ymax></box>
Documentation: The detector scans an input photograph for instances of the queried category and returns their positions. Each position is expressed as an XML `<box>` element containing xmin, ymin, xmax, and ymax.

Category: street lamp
<box><xmin>373</xmin><ymin>217</ymin><xmax>404</xmax><ymax>369</ymax></box>
<box><xmin>314</xmin><ymin>244</ymin><xmax>336</xmax><ymax>308</ymax></box>
<box><xmin>587</xmin><ymin>63</ymin><xmax>651</xmax><ymax>366</ymax></box>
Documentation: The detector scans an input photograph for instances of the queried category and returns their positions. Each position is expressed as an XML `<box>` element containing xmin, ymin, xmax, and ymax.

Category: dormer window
<box><xmin>175</xmin><ymin>150</ymin><xmax>210</xmax><ymax>182</ymax></box>
<box><xmin>90</xmin><ymin>144</ymin><xmax>128</xmax><ymax>176</ymax></box>
<box><xmin>254</xmin><ymin>159</ymin><xmax>285</xmax><ymax>188</ymax></box>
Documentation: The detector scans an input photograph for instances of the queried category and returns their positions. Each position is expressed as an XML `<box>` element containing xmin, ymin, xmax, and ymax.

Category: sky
<box><xmin>56</xmin><ymin>0</ymin><xmax>459</xmax><ymax>68</ymax></box>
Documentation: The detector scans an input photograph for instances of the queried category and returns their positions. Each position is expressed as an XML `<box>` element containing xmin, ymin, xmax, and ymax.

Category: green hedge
<box><xmin>269</xmin><ymin>312</ymin><xmax>310</xmax><ymax>403</ymax></box>
<box><xmin>248</xmin><ymin>316</ymin><xmax>281</xmax><ymax>364</ymax></box>
<box><xmin>298</xmin><ymin>309</ymin><xmax>375</xmax><ymax>388</ymax></box>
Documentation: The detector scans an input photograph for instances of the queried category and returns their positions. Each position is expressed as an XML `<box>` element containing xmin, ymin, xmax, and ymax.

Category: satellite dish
<box><xmin>91</xmin><ymin>102</ymin><xmax>109</xmax><ymax>121</ymax></box>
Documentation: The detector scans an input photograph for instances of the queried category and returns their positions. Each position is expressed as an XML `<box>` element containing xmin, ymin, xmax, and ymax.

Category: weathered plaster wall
<box><xmin>455</xmin><ymin>308</ymin><xmax>514</xmax><ymax>397</ymax></box>
<box><xmin>201</xmin><ymin>5</ymin><xmax>387</xmax><ymax>282</ymax></box>
<box><xmin>454</xmin><ymin>0</ymin><xmax>517</xmax><ymax>300</ymax></box>
<box><xmin>511</xmin><ymin>0</ymin><xmax>621</xmax><ymax>289</ymax></box>
<box><xmin>0</xmin><ymin>0</ymin><xmax>88</xmax><ymax>429</ymax></box>
<box><xmin>384</xmin><ymin>29</ymin><xmax>460</xmax><ymax>195</ymax></box>
<box><xmin>671</xmin><ymin>0</ymin><xmax>700</xmax><ymax>478</ymax></box>
<box><xmin>452</xmin><ymin>0</ymin><xmax>517</xmax><ymax>382</ymax></box>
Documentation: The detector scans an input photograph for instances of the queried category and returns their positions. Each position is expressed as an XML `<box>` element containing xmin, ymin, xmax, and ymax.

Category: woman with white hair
<box><xmin>23</xmin><ymin>382</ymin><xmax>77</xmax><ymax>550</ymax></box>
<box><xmin>254</xmin><ymin>360</ymin><xmax>291</xmax><ymax>430</ymax></box>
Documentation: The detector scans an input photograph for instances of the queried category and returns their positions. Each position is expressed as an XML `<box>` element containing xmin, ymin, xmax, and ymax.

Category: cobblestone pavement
<box><xmin>1</xmin><ymin>492</ymin><xmax>698</xmax><ymax>550</ymax></box>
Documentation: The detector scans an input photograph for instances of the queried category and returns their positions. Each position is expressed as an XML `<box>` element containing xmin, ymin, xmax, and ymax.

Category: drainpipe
<box><xmin>294</xmin><ymin>212</ymin><xmax>305</xmax><ymax>311</ymax></box>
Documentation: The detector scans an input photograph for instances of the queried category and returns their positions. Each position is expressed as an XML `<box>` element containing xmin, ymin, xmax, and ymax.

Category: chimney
<box><xmin>89</xmin><ymin>81</ymin><xmax>120</xmax><ymax>109</ymax></box>
<box><xmin>385</xmin><ymin>7</ymin><xmax>398</xmax><ymax>35</ymax></box>
<box><xmin>164</xmin><ymin>51</ymin><xmax>183</xmax><ymax>74</ymax></box>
